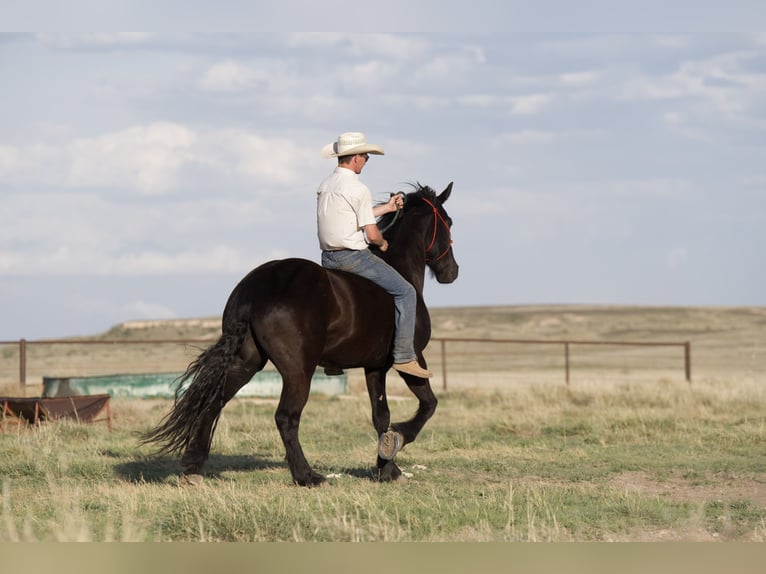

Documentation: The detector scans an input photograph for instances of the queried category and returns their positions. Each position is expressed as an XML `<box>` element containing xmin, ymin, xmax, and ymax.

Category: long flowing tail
<box><xmin>141</xmin><ymin>321</ymin><xmax>249</xmax><ymax>455</ymax></box>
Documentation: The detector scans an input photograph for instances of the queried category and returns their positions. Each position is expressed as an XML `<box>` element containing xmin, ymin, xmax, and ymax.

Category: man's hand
<box><xmin>387</xmin><ymin>193</ymin><xmax>404</xmax><ymax>212</ymax></box>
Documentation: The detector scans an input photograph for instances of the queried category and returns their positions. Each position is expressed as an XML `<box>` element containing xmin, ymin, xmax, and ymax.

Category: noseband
<box><xmin>422</xmin><ymin>198</ymin><xmax>453</xmax><ymax>262</ymax></box>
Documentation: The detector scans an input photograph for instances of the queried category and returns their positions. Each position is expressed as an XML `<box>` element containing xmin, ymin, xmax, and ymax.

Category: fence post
<box><xmin>19</xmin><ymin>338</ymin><xmax>27</xmax><ymax>389</ymax></box>
<box><xmin>564</xmin><ymin>342</ymin><xmax>570</xmax><ymax>385</ymax></box>
<box><xmin>440</xmin><ymin>339</ymin><xmax>448</xmax><ymax>391</ymax></box>
<box><xmin>684</xmin><ymin>341</ymin><xmax>692</xmax><ymax>383</ymax></box>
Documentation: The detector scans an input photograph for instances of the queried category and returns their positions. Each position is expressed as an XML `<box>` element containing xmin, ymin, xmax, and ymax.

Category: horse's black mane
<box><xmin>376</xmin><ymin>182</ymin><xmax>437</xmax><ymax>239</ymax></box>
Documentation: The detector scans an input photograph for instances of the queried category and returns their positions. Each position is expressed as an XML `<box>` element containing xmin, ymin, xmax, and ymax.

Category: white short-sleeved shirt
<box><xmin>316</xmin><ymin>167</ymin><xmax>377</xmax><ymax>251</ymax></box>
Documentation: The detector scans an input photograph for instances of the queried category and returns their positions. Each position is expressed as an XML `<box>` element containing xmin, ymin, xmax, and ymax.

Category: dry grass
<box><xmin>2</xmin><ymin>376</ymin><xmax>765</xmax><ymax>541</ymax></box>
<box><xmin>1</xmin><ymin>305</ymin><xmax>764</xmax><ymax>542</ymax></box>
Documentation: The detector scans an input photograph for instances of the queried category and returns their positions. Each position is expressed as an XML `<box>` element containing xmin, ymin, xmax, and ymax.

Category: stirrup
<box><xmin>323</xmin><ymin>367</ymin><xmax>344</xmax><ymax>376</ymax></box>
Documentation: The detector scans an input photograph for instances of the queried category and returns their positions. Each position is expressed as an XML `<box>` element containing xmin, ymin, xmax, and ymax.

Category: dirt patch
<box><xmin>611</xmin><ymin>471</ymin><xmax>766</xmax><ymax>507</ymax></box>
<box><xmin>607</xmin><ymin>471</ymin><xmax>766</xmax><ymax>541</ymax></box>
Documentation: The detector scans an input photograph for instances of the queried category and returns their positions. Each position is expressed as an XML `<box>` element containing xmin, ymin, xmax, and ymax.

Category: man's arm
<box><xmin>372</xmin><ymin>194</ymin><xmax>403</xmax><ymax>218</ymax></box>
<box><xmin>365</xmin><ymin>194</ymin><xmax>402</xmax><ymax>251</ymax></box>
<box><xmin>364</xmin><ymin>224</ymin><xmax>388</xmax><ymax>251</ymax></box>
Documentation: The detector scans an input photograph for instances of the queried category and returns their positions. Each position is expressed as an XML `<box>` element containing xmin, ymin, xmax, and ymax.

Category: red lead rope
<box><xmin>421</xmin><ymin>198</ymin><xmax>453</xmax><ymax>262</ymax></box>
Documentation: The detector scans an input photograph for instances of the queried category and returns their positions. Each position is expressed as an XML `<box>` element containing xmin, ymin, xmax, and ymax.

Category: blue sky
<box><xmin>1</xmin><ymin>31</ymin><xmax>765</xmax><ymax>339</ymax></box>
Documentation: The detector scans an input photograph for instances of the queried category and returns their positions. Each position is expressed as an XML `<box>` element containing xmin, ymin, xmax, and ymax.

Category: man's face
<box><xmin>351</xmin><ymin>153</ymin><xmax>369</xmax><ymax>174</ymax></box>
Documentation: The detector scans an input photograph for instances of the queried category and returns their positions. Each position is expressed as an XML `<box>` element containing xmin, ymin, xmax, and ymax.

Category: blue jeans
<box><xmin>321</xmin><ymin>249</ymin><xmax>417</xmax><ymax>364</ymax></box>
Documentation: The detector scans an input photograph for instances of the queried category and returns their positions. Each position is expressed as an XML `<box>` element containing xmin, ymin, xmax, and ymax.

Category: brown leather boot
<box><xmin>393</xmin><ymin>360</ymin><xmax>432</xmax><ymax>378</ymax></box>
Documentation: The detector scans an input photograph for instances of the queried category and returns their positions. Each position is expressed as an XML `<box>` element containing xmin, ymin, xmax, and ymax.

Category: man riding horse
<box><xmin>317</xmin><ymin>132</ymin><xmax>431</xmax><ymax>380</ymax></box>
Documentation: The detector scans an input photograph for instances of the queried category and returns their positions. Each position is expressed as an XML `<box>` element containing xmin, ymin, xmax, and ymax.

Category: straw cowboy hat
<box><xmin>321</xmin><ymin>132</ymin><xmax>385</xmax><ymax>158</ymax></box>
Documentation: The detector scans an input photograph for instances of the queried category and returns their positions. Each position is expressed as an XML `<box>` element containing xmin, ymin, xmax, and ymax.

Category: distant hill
<box><xmin>93</xmin><ymin>304</ymin><xmax>765</xmax><ymax>376</ymax></box>
<box><xmin>99</xmin><ymin>304</ymin><xmax>766</xmax><ymax>341</ymax></box>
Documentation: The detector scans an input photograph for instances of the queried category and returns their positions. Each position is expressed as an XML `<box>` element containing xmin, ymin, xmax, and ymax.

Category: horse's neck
<box><xmin>387</xmin><ymin>251</ymin><xmax>425</xmax><ymax>293</ymax></box>
<box><xmin>383</xmin><ymin>218</ymin><xmax>428</xmax><ymax>293</ymax></box>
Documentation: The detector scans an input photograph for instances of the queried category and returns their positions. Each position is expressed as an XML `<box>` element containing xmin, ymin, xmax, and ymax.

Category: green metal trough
<box><xmin>42</xmin><ymin>370</ymin><xmax>347</xmax><ymax>399</ymax></box>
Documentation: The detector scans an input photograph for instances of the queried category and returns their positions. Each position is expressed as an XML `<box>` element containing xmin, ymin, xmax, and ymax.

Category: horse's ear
<box><xmin>438</xmin><ymin>182</ymin><xmax>453</xmax><ymax>204</ymax></box>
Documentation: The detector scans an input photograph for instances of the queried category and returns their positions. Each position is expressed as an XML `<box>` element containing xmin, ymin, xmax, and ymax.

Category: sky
<box><xmin>1</xmin><ymin>31</ymin><xmax>765</xmax><ymax>340</ymax></box>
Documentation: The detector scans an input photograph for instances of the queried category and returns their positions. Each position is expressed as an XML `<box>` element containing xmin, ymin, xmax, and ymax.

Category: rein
<box><xmin>421</xmin><ymin>198</ymin><xmax>453</xmax><ymax>262</ymax></box>
<box><xmin>377</xmin><ymin>192</ymin><xmax>405</xmax><ymax>234</ymax></box>
<box><xmin>379</xmin><ymin>192</ymin><xmax>453</xmax><ymax>262</ymax></box>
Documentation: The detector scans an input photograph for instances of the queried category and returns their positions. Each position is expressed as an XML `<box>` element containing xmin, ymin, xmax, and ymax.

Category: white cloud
<box><xmin>198</xmin><ymin>58</ymin><xmax>299</xmax><ymax>94</ymax></box>
<box><xmin>0</xmin><ymin>124</ymin><xmax>322</xmax><ymax>195</ymax></box>
<box><xmin>619</xmin><ymin>48</ymin><xmax>766</xmax><ymax>125</ymax></box>
<box><xmin>0</xmin><ymin>240</ymin><xmax>288</xmax><ymax>277</ymax></box>
<box><xmin>198</xmin><ymin>60</ymin><xmax>256</xmax><ymax>93</ymax></box>
<box><xmin>67</xmin><ymin>123</ymin><xmax>196</xmax><ymax>194</ymax></box>
<box><xmin>102</xmin><ymin>245</ymin><xmax>257</xmax><ymax>275</ymax></box>
<box><xmin>559</xmin><ymin>71</ymin><xmax>600</xmax><ymax>87</ymax></box>
<box><xmin>494</xmin><ymin>130</ymin><xmax>556</xmax><ymax>145</ymax></box>
<box><xmin>0</xmin><ymin>145</ymin><xmax>19</xmax><ymax>171</ymax></box>
<box><xmin>383</xmin><ymin>94</ymin><xmax>451</xmax><ymax>111</ymax></box>
<box><xmin>0</xmin><ymin>188</ymin><xmax>288</xmax><ymax>277</ymax></box>
<box><xmin>510</xmin><ymin>93</ymin><xmax>552</xmax><ymax>115</ymax></box>
<box><xmin>414</xmin><ymin>46</ymin><xmax>486</xmax><ymax>81</ymax></box>
<box><xmin>287</xmin><ymin>33</ymin><xmax>431</xmax><ymax>61</ymax></box>
<box><xmin>457</xmin><ymin>94</ymin><xmax>503</xmax><ymax>107</ymax></box>
<box><xmin>0</xmin><ymin>143</ymin><xmax>66</xmax><ymax>185</ymax></box>
<box><xmin>36</xmin><ymin>33</ymin><xmax>154</xmax><ymax>49</ymax></box>
<box><xmin>197</xmin><ymin>129</ymin><xmax>318</xmax><ymax>188</ymax></box>
<box><xmin>348</xmin><ymin>34</ymin><xmax>431</xmax><ymax>60</ymax></box>
<box><xmin>651</xmin><ymin>36</ymin><xmax>691</xmax><ymax>49</ymax></box>
<box><xmin>346</xmin><ymin>60</ymin><xmax>399</xmax><ymax>90</ymax></box>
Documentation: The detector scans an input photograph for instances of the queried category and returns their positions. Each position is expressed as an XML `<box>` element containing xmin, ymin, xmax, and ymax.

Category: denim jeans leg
<box><xmin>321</xmin><ymin>249</ymin><xmax>417</xmax><ymax>363</ymax></box>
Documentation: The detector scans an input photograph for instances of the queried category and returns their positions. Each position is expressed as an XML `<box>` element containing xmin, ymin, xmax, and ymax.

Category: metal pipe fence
<box><xmin>1</xmin><ymin>336</ymin><xmax>692</xmax><ymax>392</ymax></box>
<box><xmin>432</xmin><ymin>337</ymin><xmax>691</xmax><ymax>390</ymax></box>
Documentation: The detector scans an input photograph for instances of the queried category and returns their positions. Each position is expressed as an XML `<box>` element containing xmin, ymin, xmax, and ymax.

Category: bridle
<box><xmin>421</xmin><ymin>198</ymin><xmax>453</xmax><ymax>262</ymax></box>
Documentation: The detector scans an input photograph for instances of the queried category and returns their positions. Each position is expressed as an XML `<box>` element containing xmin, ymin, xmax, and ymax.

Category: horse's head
<box><xmin>421</xmin><ymin>182</ymin><xmax>459</xmax><ymax>284</ymax></box>
<box><xmin>379</xmin><ymin>182</ymin><xmax>459</xmax><ymax>284</ymax></box>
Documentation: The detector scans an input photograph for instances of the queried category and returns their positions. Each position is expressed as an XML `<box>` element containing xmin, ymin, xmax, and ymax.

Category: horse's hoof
<box><xmin>310</xmin><ymin>473</ymin><xmax>328</xmax><ymax>487</ymax></box>
<box><xmin>296</xmin><ymin>473</ymin><xmax>327</xmax><ymax>488</ymax></box>
<box><xmin>179</xmin><ymin>473</ymin><xmax>204</xmax><ymax>487</ymax></box>
<box><xmin>376</xmin><ymin>461</ymin><xmax>403</xmax><ymax>482</ymax></box>
<box><xmin>378</xmin><ymin>430</ymin><xmax>404</xmax><ymax>460</ymax></box>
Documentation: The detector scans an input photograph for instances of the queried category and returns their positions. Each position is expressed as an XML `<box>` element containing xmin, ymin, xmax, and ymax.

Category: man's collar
<box><xmin>335</xmin><ymin>166</ymin><xmax>358</xmax><ymax>178</ymax></box>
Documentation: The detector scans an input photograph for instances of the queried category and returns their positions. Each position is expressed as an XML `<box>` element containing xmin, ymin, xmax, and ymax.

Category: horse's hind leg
<box><xmin>180</xmin><ymin>336</ymin><xmax>265</xmax><ymax>480</ymax></box>
<box><xmin>179</xmin><ymin>363</ymin><xmax>259</xmax><ymax>480</ymax></box>
<box><xmin>274</xmin><ymin>369</ymin><xmax>325</xmax><ymax>487</ymax></box>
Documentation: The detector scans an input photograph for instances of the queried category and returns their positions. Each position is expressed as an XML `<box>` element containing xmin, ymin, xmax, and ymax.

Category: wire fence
<box><xmin>429</xmin><ymin>337</ymin><xmax>690</xmax><ymax>390</ymax></box>
<box><xmin>0</xmin><ymin>336</ymin><xmax>691</xmax><ymax>393</ymax></box>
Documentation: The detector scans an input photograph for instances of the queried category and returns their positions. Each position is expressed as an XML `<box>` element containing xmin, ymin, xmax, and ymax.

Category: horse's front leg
<box><xmin>364</xmin><ymin>368</ymin><xmax>402</xmax><ymax>482</ymax></box>
<box><xmin>390</xmin><ymin>360</ymin><xmax>438</xmax><ymax>447</ymax></box>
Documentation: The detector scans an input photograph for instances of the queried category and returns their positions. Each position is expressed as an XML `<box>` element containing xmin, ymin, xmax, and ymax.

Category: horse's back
<box><xmin>225</xmin><ymin>258</ymin><xmax>395</xmax><ymax>368</ymax></box>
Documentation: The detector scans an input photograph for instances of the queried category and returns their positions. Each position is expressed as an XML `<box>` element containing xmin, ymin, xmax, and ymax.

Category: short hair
<box><xmin>337</xmin><ymin>154</ymin><xmax>355</xmax><ymax>165</ymax></box>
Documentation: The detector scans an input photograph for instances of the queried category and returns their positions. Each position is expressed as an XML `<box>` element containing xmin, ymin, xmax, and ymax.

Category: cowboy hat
<box><xmin>321</xmin><ymin>132</ymin><xmax>385</xmax><ymax>158</ymax></box>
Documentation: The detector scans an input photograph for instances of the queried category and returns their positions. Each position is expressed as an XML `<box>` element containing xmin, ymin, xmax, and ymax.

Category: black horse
<box><xmin>142</xmin><ymin>182</ymin><xmax>458</xmax><ymax>486</ymax></box>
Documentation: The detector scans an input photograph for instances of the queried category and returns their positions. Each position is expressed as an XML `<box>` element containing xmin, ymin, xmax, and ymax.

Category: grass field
<box><xmin>1</xmin><ymin>305</ymin><xmax>765</xmax><ymax>541</ymax></box>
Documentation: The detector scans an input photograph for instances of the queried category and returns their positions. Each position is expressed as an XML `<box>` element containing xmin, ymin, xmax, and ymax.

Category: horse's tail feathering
<box><xmin>140</xmin><ymin>320</ymin><xmax>249</xmax><ymax>455</ymax></box>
